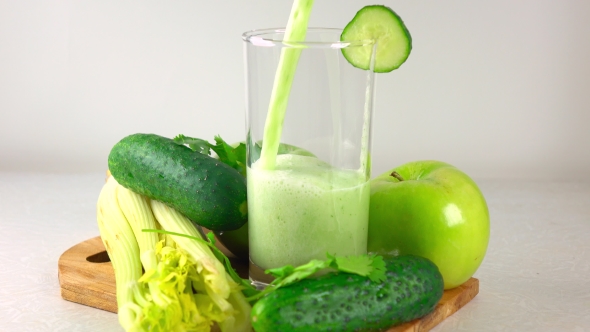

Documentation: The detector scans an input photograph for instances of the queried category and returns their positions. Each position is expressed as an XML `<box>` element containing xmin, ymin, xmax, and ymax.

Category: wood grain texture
<box><xmin>58</xmin><ymin>237</ymin><xmax>479</xmax><ymax>331</ymax></box>
<box><xmin>57</xmin><ymin>236</ymin><xmax>117</xmax><ymax>313</ymax></box>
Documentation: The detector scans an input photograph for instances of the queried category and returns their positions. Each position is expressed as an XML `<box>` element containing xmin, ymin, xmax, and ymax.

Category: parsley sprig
<box><xmin>248</xmin><ymin>253</ymin><xmax>386</xmax><ymax>301</ymax></box>
<box><xmin>173</xmin><ymin>134</ymin><xmax>247</xmax><ymax>177</ymax></box>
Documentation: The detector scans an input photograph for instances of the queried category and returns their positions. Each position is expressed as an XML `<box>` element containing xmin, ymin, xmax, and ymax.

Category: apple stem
<box><xmin>390</xmin><ymin>171</ymin><xmax>405</xmax><ymax>182</ymax></box>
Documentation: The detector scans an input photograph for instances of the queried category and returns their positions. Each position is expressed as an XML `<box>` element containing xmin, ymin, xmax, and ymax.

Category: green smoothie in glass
<box><xmin>248</xmin><ymin>154</ymin><xmax>370</xmax><ymax>271</ymax></box>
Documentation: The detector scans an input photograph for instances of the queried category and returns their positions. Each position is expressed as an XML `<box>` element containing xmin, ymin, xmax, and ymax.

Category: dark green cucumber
<box><xmin>108</xmin><ymin>133</ymin><xmax>247</xmax><ymax>231</ymax></box>
<box><xmin>251</xmin><ymin>255</ymin><xmax>444</xmax><ymax>332</ymax></box>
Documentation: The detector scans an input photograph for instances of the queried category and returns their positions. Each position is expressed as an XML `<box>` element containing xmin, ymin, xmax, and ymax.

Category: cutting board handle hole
<box><xmin>86</xmin><ymin>250</ymin><xmax>111</xmax><ymax>263</ymax></box>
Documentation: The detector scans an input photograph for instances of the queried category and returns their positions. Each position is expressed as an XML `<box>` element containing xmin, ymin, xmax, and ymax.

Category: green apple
<box><xmin>368</xmin><ymin>160</ymin><xmax>490</xmax><ymax>289</ymax></box>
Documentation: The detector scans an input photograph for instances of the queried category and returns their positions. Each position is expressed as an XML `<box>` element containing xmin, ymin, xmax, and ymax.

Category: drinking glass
<box><xmin>242</xmin><ymin>28</ymin><xmax>377</xmax><ymax>286</ymax></box>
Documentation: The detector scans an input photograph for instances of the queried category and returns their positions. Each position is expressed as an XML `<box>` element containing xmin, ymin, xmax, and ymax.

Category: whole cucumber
<box><xmin>251</xmin><ymin>255</ymin><xmax>444</xmax><ymax>331</ymax></box>
<box><xmin>108</xmin><ymin>133</ymin><xmax>248</xmax><ymax>231</ymax></box>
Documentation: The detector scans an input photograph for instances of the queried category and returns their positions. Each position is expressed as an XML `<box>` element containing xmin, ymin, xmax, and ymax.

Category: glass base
<box><xmin>248</xmin><ymin>259</ymin><xmax>275</xmax><ymax>289</ymax></box>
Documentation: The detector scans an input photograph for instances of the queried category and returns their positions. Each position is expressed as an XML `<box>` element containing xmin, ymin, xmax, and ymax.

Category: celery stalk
<box><xmin>97</xmin><ymin>177</ymin><xmax>252</xmax><ymax>332</ymax></box>
<box><xmin>257</xmin><ymin>0</ymin><xmax>315</xmax><ymax>169</ymax></box>
<box><xmin>149</xmin><ymin>200</ymin><xmax>251</xmax><ymax>332</ymax></box>
<box><xmin>150</xmin><ymin>200</ymin><xmax>231</xmax><ymax>303</ymax></box>
<box><xmin>116</xmin><ymin>185</ymin><xmax>159</xmax><ymax>255</ymax></box>
<box><xmin>96</xmin><ymin>177</ymin><xmax>142</xmax><ymax>323</ymax></box>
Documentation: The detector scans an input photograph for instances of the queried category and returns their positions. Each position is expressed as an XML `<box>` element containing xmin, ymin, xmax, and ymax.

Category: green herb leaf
<box><xmin>246</xmin><ymin>253</ymin><xmax>387</xmax><ymax>302</ymax></box>
<box><xmin>267</xmin><ymin>259</ymin><xmax>333</xmax><ymax>287</ymax></box>
<box><xmin>367</xmin><ymin>255</ymin><xmax>387</xmax><ymax>283</ymax></box>
<box><xmin>247</xmin><ymin>258</ymin><xmax>333</xmax><ymax>302</ymax></box>
<box><xmin>173</xmin><ymin>134</ymin><xmax>247</xmax><ymax>177</ymax></box>
<box><xmin>332</xmin><ymin>254</ymin><xmax>386</xmax><ymax>282</ymax></box>
<box><xmin>212</xmin><ymin>136</ymin><xmax>247</xmax><ymax>177</ymax></box>
<box><xmin>212</xmin><ymin>136</ymin><xmax>237</xmax><ymax>165</ymax></box>
<box><xmin>206</xmin><ymin>231</ymin><xmax>217</xmax><ymax>245</ymax></box>
<box><xmin>173</xmin><ymin>134</ymin><xmax>212</xmax><ymax>155</ymax></box>
<box><xmin>334</xmin><ymin>255</ymin><xmax>375</xmax><ymax>276</ymax></box>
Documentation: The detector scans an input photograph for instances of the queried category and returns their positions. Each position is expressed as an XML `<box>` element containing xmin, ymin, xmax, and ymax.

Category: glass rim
<box><xmin>242</xmin><ymin>27</ymin><xmax>375</xmax><ymax>48</ymax></box>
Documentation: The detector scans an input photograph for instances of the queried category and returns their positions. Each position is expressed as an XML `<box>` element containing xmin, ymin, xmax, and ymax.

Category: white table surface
<box><xmin>1</xmin><ymin>172</ymin><xmax>589</xmax><ymax>331</ymax></box>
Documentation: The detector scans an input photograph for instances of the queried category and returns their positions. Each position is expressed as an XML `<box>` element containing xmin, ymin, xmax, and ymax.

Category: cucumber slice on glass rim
<box><xmin>341</xmin><ymin>5</ymin><xmax>412</xmax><ymax>73</ymax></box>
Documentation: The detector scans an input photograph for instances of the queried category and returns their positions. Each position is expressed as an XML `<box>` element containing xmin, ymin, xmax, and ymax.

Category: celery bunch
<box><xmin>97</xmin><ymin>176</ymin><xmax>251</xmax><ymax>332</ymax></box>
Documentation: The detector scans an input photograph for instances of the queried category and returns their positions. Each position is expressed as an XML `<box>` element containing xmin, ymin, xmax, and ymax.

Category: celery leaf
<box><xmin>173</xmin><ymin>134</ymin><xmax>212</xmax><ymax>155</ymax></box>
<box><xmin>333</xmin><ymin>254</ymin><xmax>386</xmax><ymax>283</ymax></box>
<box><xmin>333</xmin><ymin>254</ymin><xmax>374</xmax><ymax>276</ymax></box>
<box><xmin>173</xmin><ymin>134</ymin><xmax>247</xmax><ymax>177</ymax></box>
<box><xmin>247</xmin><ymin>253</ymin><xmax>386</xmax><ymax>302</ymax></box>
<box><xmin>212</xmin><ymin>136</ymin><xmax>247</xmax><ymax>177</ymax></box>
<box><xmin>266</xmin><ymin>259</ymin><xmax>333</xmax><ymax>287</ymax></box>
<box><xmin>367</xmin><ymin>255</ymin><xmax>387</xmax><ymax>283</ymax></box>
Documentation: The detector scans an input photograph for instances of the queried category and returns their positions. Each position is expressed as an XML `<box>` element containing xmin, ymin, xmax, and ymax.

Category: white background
<box><xmin>1</xmin><ymin>0</ymin><xmax>589</xmax><ymax>180</ymax></box>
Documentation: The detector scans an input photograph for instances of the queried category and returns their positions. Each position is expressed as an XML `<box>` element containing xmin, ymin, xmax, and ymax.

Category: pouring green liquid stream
<box><xmin>256</xmin><ymin>0</ymin><xmax>315</xmax><ymax>170</ymax></box>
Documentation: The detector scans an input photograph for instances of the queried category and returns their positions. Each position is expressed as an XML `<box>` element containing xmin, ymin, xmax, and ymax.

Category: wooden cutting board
<box><xmin>58</xmin><ymin>237</ymin><xmax>479</xmax><ymax>332</ymax></box>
